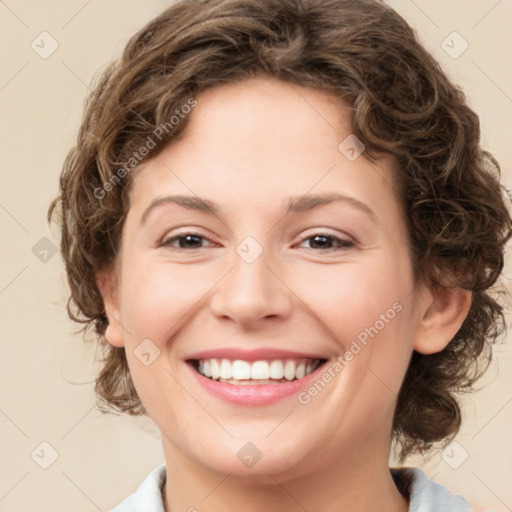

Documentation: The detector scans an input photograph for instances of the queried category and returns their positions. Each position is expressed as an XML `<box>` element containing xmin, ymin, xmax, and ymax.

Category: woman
<box><xmin>48</xmin><ymin>0</ymin><xmax>511</xmax><ymax>510</ymax></box>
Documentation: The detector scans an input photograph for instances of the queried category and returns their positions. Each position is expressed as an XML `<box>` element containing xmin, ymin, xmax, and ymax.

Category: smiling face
<box><xmin>99</xmin><ymin>76</ymin><xmax>439</xmax><ymax>480</ymax></box>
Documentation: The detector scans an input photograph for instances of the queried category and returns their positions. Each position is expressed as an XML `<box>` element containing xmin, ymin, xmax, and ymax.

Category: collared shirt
<box><xmin>109</xmin><ymin>463</ymin><xmax>472</xmax><ymax>511</ymax></box>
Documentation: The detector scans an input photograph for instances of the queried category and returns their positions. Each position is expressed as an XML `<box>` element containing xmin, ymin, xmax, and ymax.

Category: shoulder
<box><xmin>391</xmin><ymin>466</ymin><xmax>473</xmax><ymax>512</ymax></box>
<box><xmin>109</xmin><ymin>463</ymin><xmax>167</xmax><ymax>512</ymax></box>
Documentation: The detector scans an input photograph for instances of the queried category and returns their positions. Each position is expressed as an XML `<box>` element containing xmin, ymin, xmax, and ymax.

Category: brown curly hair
<box><xmin>48</xmin><ymin>0</ymin><xmax>511</xmax><ymax>463</ymax></box>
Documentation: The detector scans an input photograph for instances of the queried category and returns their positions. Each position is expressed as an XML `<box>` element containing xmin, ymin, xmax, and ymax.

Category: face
<box><xmin>101</xmin><ymin>76</ymin><xmax>431</xmax><ymax>480</ymax></box>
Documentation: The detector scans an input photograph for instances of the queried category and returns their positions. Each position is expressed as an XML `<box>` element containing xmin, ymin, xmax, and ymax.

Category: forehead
<box><xmin>128</xmin><ymin>76</ymin><xmax>402</xmax><ymax>225</ymax></box>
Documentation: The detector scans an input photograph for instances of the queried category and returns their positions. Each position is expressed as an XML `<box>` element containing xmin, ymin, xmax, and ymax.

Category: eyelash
<box><xmin>160</xmin><ymin>232</ymin><xmax>354</xmax><ymax>251</ymax></box>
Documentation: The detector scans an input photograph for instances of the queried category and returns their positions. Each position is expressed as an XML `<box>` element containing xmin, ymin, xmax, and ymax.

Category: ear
<box><xmin>413</xmin><ymin>283</ymin><xmax>472</xmax><ymax>355</ymax></box>
<box><xmin>96</xmin><ymin>268</ymin><xmax>125</xmax><ymax>348</ymax></box>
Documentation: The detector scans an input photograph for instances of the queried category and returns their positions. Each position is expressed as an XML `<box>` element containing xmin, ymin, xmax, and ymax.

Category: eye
<box><xmin>160</xmin><ymin>232</ymin><xmax>216</xmax><ymax>250</ymax></box>
<box><xmin>159</xmin><ymin>231</ymin><xmax>353</xmax><ymax>251</ymax></box>
<box><xmin>297</xmin><ymin>233</ymin><xmax>354</xmax><ymax>251</ymax></box>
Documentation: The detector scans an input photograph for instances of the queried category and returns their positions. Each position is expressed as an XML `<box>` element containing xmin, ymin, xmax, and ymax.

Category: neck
<box><xmin>161</xmin><ymin>436</ymin><xmax>410</xmax><ymax>512</ymax></box>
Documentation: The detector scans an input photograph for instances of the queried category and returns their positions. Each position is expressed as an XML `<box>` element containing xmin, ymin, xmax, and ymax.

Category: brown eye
<box><xmin>298</xmin><ymin>233</ymin><xmax>354</xmax><ymax>251</ymax></box>
<box><xmin>161</xmin><ymin>233</ymin><xmax>213</xmax><ymax>249</ymax></box>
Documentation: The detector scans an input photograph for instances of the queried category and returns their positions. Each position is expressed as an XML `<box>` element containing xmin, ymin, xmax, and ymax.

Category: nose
<box><xmin>209</xmin><ymin>243</ymin><xmax>293</xmax><ymax>329</ymax></box>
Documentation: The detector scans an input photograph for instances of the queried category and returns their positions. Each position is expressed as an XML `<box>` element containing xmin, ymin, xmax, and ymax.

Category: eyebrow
<box><xmin>140</xmin><ymin>193</ymin><xmax>376</xmax><ymax>225</ymax></box>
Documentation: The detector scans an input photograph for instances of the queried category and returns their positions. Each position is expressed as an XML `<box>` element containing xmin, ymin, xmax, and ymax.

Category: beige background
<box><xmin>1</xmin><ymin>1</ymin><xmax>511</xmax><ymax>510</ymax></box>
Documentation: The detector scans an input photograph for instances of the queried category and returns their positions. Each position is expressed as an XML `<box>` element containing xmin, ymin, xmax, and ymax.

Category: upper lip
<box><xmin>184</xmin><ymin>347</ymin><xmax>328</xmax><ymax>362</ymax></box>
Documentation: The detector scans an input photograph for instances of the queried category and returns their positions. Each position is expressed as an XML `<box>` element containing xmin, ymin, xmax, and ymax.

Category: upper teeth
<box><xmin>197</xmin><ymin>358</ymin><xmax>321</xmax><ymax>381</ymax></box>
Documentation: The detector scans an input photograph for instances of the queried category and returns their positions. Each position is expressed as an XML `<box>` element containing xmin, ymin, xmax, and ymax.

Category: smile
<box><xmin>192</xmin><ymin>358</ymin><xmax>324</xmax><ymax>385</ymax></box>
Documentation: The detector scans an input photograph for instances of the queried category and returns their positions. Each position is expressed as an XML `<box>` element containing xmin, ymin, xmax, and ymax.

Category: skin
<box><xmin>98</xmin><ymin>76</ymin><xmax>471</xmax><ymax>512</ymax></box>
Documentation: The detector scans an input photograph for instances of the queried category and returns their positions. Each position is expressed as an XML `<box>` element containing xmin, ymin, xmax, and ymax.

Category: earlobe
<box><xmin>413</xmin><ymin>284</ymin><xmax>472</xmax><ymax>355</ymax></box>
<box><xmin>96</xmin><ymin>269</ymin><xmax>125</xmax><ymax>348</ymax></box>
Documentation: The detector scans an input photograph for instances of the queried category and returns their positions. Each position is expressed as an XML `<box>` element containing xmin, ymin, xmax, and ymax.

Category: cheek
<box><xmin>301</xmin><ymin>257</ymin><xmax>410</xmax><ymax>350</ymax></box>
<box><xmin>306</xmin><ymin>253</ymin><xmax>415</xmax><ymax>404</ymax></box>
<box><xmin>119</xmin><ymin>260</ymin><xmax>219</xmax><ymax>343</ymax></box>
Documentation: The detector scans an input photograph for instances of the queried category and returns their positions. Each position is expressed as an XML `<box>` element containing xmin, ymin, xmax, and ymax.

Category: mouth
<box><xmin>187</xmin><ymin>357</ymin><xmax>327</xmax><ymax>385</ymax></box>
<box><xmin>183</xmin><ymin>348</ymin><xmax>331</xmax><ymax>405</ymax></box>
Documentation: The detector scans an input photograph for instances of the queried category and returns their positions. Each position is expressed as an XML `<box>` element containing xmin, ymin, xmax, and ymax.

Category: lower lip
<box><xmin>186</xmin><ymin>362</ymin><xmax>327</xmax><ymax>406</ymax></box>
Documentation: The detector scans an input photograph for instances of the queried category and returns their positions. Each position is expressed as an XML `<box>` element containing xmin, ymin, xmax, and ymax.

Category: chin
<box><xmin>189</xmin><ymin>434</ymin><xmax>318</xmax><ymax>480</ymax></box>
